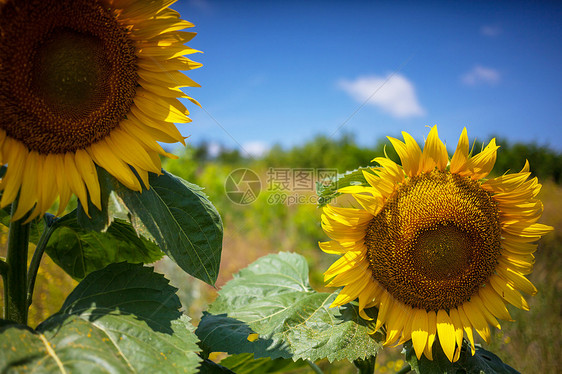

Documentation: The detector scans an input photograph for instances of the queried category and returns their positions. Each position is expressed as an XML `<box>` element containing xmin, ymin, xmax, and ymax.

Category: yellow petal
<box><xmin>422</xmin><ymin>125</ymin><xmax>448</xmax><ymax>172</ymax></box>
<box><xmin>449</xmin><ymin>308</ymin><xmax>464</xmax><ymax>355</ymax></box>
<box><xmin>502</xmin><ymin>240</ymin><xmax>537</xmax><ymax>254</ymax></box>
<box><xmin>88</xmin><ymin>140</ymin><xmax>141</xmax><ymax>191</ymax></box>
<box><xmin>374</xmin><ymin>289</ymin><xmax>391</xmax><ymax>332</ymax></box>
<box><xmin>496</xmin><ymin>265</ymin><xmax>538</xmax><ymax>295</ymax></box>
<box><xmin>489</xmin><ymin>274</ymin><xmax>529</xmax><ymax>310</ymax></box>
<box><xmin>319</xmin><ymin>240</ymin><xmax>347</xmax><ymax>254</ymax></box>
<box><xmin>352</xmin><ymin>193</ymin><xmax>381</xmax><ymax>216</ymax></box>
<box><xmin>36</xmin><ymin>155</ymin><xmax>59</xmax><ymax>216</ymax></box>
<box><xmin>478</xmin><ymin>285</ymin><xmax>513</xmax><ymax>321</ymax></box>
<box><xmin>461</xmin><ymin>300</ymin><xmax>491</xmax><ymax>343</ymax></box>
<box><xmin>388</xmin><ymin>132</ymin><xmax>422</xmax><ymax>177</ymax></box>
<box><xmin>13</xmin><ymin>151</ymin><xmax>39</xmax><ymax>221</ymax></box>
<box><xmin>64</xmin><ymin>153</ymin><xmax>89</xmax><ymax>215</ymax></box>
<box><xmin>127</xmin><ymin>115</ymin><xmax>185</xmax><ymax>146</ymax></box>
<box><xmin>106</xmin><ymin>129</ymin><xmax>161</xmax><ymax>174</ymax></box>
<box><xmin>423</xmin><ymin>310</ymin><xmax>437</xmax><ymax>360</ymax></box>
<box><xmin>0</xmin><ymin>138</ymin><xmax>26</xmax><ymax>209</ymax></box>
<box><xmin>137</xmin><ymin>68</ymin><xmax>201</xmax><ymax>89</ymax></box>
<box><xmin>54</xmin><ymin>154</ymin><xmax>72</xmax><ymax>216</ymax></box>
<box><xmin>457</xmin><ymin>306</ymin><xmax>476</xmax><ymax>355</ymax></box>
<box><xmin>450</xmin><ymin>127</ymin><xmax>469</xmax><ymax>174</ymax></box>
<box><xmin>384</xmin><ymin>301</ymin><xmax>410</xmax><ymax>346</ymax></box>
<box><xmin>130</xmin><ymin>105</ymin><xmax>186</xmax><ymax>143</ymax></box>
<box><xmin>137</xmin><ymin>56</ymin><xmax>202</xmax><ymax>72</ymax></box>
<box><xmin>325</xmin><ymin>258</ymin><xmax>369</xmax><ymax>287</ymax></box>
<box><xmin>467</xmin><ymin>138</ymin><xmax>499</xmax><ymax>179</ymax></box>
<box><xmin>132</xmin><ymin>18</ymin><xmax>195</xmax><ymax>39</ymax></box>
<box><xmin>471</xmin><ymin>294</ymin><xmax>501</xmax><ymax>330</ymax></box>
<box><xmin>74</xmin><ymin>149</ymin><xmax>101</xmax><ymax>210</ymax></box>
<box><xmin>119</xmin><ymin>0</ymin><xmax>176</xmax><ymax>20</ymax></box>
<box><xmin>137</xmin><ymin>44</ymin><xmax>201</xmax><ymax>59</ymax></box>
<box><xmin>358</xmin><ymin>283</ymin><xmax>382</xmax><ymax>320</ymax></box>
<box><xmin>436</xmin><ymin>309</ymin><xmax>456</xmax><ymax>362</ymax></box>
<box><xmin>133</xmin><ymin>89</ymin><xmax>190</xmax><ymax>123</ymax></box>
<box><xmin>323</xmin><ymin>205</ymin><xmax>372</xmax><ymax>226</ymax></box>
<box><xmin>372</xmin><ymin>157</ymin><xmax>404</xmax><ymax>183</ymax></box>
<box><xmin>411</xmin><ymin>308</ymin><xmax>429</xmax><ymax>359</ymax></box>
<box><xmin>332</xmin><ymin>277</ymin><xmax>368</xmax><ymax>307</ymax></box>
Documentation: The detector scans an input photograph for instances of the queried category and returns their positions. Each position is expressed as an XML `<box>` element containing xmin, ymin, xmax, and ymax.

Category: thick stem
<box><xmin>4</xmin><ymin>203</ymin><xmax>31</xmax><ymax>324</ymax></box>
<box><xmin>27</xmin><ymin>219</ymin><xmax>56</xmax><ymax>308</ymax></box>
<box><xmin>0</xmin><ymin>258</ymin><xmax>8</xmax><ymax>295</ymax></box>
<box><xmin>353</xmin><ymin>356</ymin><xmax>377</xmax><ymax>374</ymax></box>
<box><xmin>306</xmin><ymin>360</ymin><xmax>324</xmax><ymax>374</ymax></box>
<box><xmin>396</xmin><ymin>364</ymin><xmax>412</xmax><ymax>374</ymax></box>
<box><xmin>0</xmin><ymin>257</ymin><xmax>7</xmax><ymax>278</ymax></box>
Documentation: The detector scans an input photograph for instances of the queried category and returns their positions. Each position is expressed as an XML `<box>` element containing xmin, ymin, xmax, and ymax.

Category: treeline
<box><xmin>183</xmin><ymin>134</ymin><xmax>562</xmax><ymax>183</ymax></box>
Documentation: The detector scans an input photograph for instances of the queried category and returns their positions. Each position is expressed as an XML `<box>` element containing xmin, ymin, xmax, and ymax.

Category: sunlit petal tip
<box><xmin>422</xmin><ymin>125</ymin><xmax>448</xmax><ymax>172</ymax></box>
<box><xmin>436</xmin><ymin>310</ymin><xmax>456</xmax><ymax>362</ymax></box>
<box><xmin>450</xmin><ymin>127</ymin><xmax>469</xmax><ymax>174</ymax></box>
<box><xmin>411</xmin><ymin>308</ymin><xmax>429</xmax><ymax>359</ymax></box>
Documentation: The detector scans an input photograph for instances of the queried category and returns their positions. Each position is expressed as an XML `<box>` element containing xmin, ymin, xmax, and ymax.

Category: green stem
<box><xmin>353</xmin><ymin>356</ymin><xmax>377</xmax><ymax>374</ymax></box>
<box><xmin>0</xmin><ymin>258</ymin><xmax>8</xmax><ymax>295</ymax></box>
<box><xmin>0</xmin><ymin>257</ymin><xmax>8</xmax><ymax>278</ymax></box>
<box><xmin>306</xmin><ymin>360</ymin><xmax>324</xmax><ymax>374</ymax></box>
<box><xmin>396</xmin><ymin>364</ymin><xmax>412</xmax><ymax>374</ymax></box>
<box><xmin>3</xmin><ymin>202</ymin><xmax>31</xmax><ymax>324</ymax></box>
<box><xmin>27</xmin><ymin>219</ymin><xmax>56</xmax><ymax>308</ymax></box>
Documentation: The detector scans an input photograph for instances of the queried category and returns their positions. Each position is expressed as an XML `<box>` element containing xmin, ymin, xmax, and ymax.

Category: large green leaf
<box><xmin>196</xmin><ymin>252</ymin><xmax>383</xmax><ymax>363</ymax></box>
<box><xmin>45</xmin><ymin>213</ymin><xmax>163</xmax><ymax>280</ymax></box>
<box><xmin>219</xmin><ymin>353</ymin><xmax>306</xmax><ymax>374</ymax></box>
<box><xmin>113</xmin><ymin>170</ymin><xmax>223</xmax><ymax>286</ymax></box>
<box><xmin>0</xmin><ymin>262</ymin><xmax>201</xmax><ymax>373</ymax></box>
<box><xmin>404</xmin><ymin>340</ymin><xmax>520</xmax><ymax>374</ymax></box>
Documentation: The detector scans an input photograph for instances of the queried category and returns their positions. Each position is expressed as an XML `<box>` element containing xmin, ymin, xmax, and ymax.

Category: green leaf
<box><xmin>405</xmin><ymin>340</ymin><xmax>520</xmax><ymax>374</ymax></box>
<box><xmin>0</xmin><ymin>262</ymin><xmax>201</xmax><ymax>373</ymax></box>
<box><xmin>45</xmin><ymin>213</ymin><xmax>163</xmax><ymax>280</ymax></box>
<box><xmin>196</xmin><ymin>252</ymin><xmax>383</xmax><ymax>363</ymax></box>
<box><xmin>199</xmin><ymin>359</ymin><xmax>236</xmax><ymax>374</ymax></box>
<box><xmin>113</xmin><ymin>170</ymin><xmax>223</xmax><ymax>286</ymax></box>
<box><xmin>316</xmin><ymin>167</ymin><xmax>374</xmax><ymax>207</ymax></box>
<box><xmin>219</xmin><ymin>353</ymin><xmax>306</xmax><ymax>374</ymax></box>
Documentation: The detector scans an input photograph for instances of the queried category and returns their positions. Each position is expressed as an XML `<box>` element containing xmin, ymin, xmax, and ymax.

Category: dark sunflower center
<box><xmin>0</xmin><ymin>0</ymin><xmax>138</xmax><ymax>154</ymax></box>
<box><xmin>365</xmin><ymin>170</ymin><xmax>501</xmax><ymax>311</ymax></box>
<box><xmin>32</xmin><ymin>29</ymin><xmax>108</xmax><ymax>113</ymax></box>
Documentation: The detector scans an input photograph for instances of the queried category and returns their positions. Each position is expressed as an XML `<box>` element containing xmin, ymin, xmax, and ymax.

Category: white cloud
<box><xmin>461</xmin><ymin>65</ymin><xmax>500</xmax><ymax>86</ymax></box>
<box><xmin>338</xmin><ymin>74</ymin><xmax>425</xmax><ymax>118</ymax></box>
<box><xmin>480</xmin><ymin>25</ymin><xmax>502</xmax><ymax>37</ymax></box>
<box><xmin>242</xmin><ymin>141</ymin><xmax>269</xmax><ymax>158</ymax></box>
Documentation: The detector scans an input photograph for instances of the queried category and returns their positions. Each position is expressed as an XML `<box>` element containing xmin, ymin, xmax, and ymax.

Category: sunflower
<box><xmin>320</xmin><ymin>126</ymin><xmax>553</xmax><ymax>362</ymax></box>
<box><xmin>0</xmin><ymin>0</ymin><xmax>201</xmax><ymax>221</ymax></box>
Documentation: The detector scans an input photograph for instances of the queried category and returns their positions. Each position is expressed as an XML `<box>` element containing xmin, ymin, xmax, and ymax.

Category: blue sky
<box><xmin>173</xmin><ymin>0</ymin><xmax>562</xmax><ymax>156</ymax></box>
